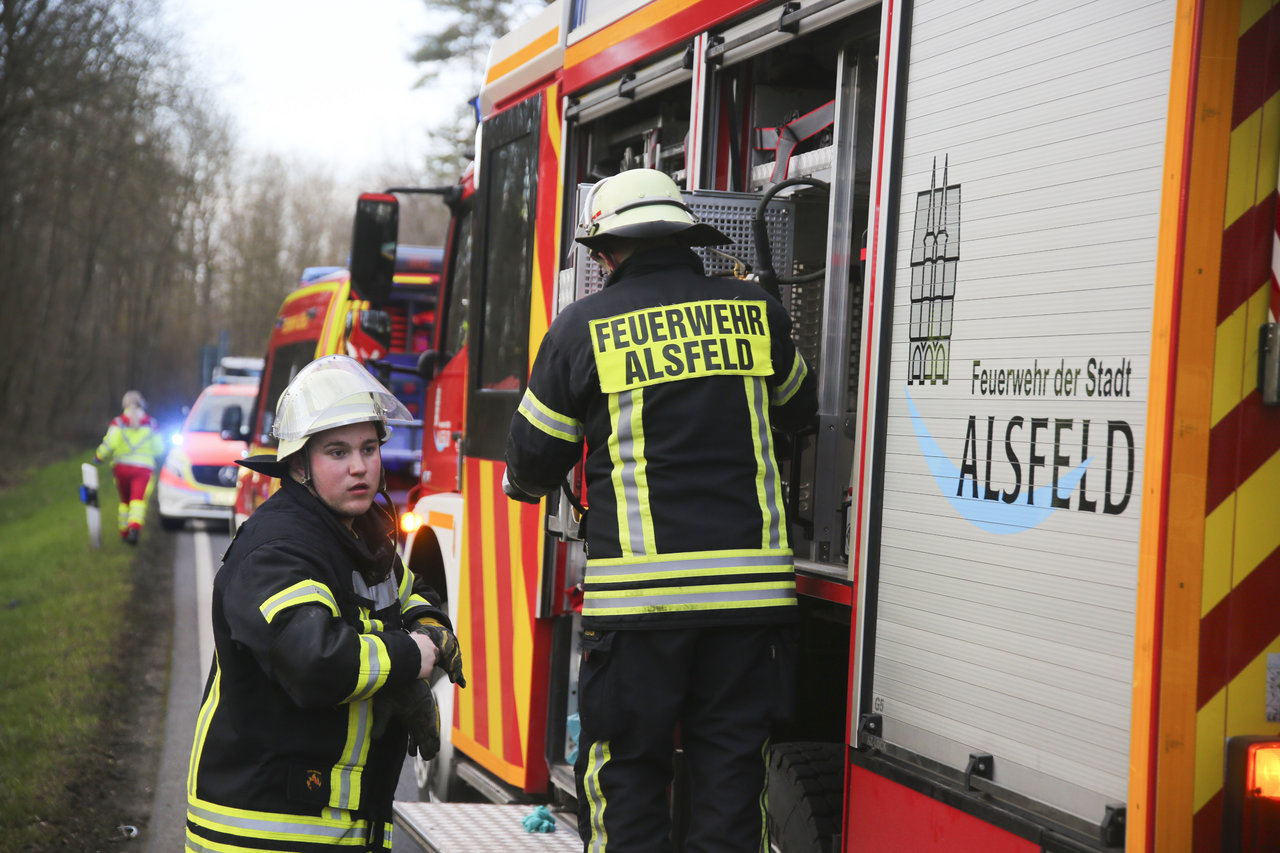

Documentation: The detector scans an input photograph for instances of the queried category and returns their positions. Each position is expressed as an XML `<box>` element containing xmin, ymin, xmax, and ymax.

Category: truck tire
<box><xmin>160</xmin><ymin>514</ymin><xmax>184</xmax><ymax>531</ymax></box>
<box><xmin>414</xmin><ymin>749</ymin><xmax>467</xmax><ymax>802</ymax></box>
<box><xmin>766</xmin><ymin>741</ymin><xmax>843</xmax><ymax>853</ymax></box>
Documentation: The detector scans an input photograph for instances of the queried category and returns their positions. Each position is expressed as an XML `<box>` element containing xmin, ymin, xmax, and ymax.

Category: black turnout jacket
<box><xmin>186</xmin><ymin>476</ymin><xmax>449</xmax><ymax>852</ymax></box>
<box><xmin>506</xmin><ymin>246</ymin><xmax>818</xmax><ymax>630</ymax></box>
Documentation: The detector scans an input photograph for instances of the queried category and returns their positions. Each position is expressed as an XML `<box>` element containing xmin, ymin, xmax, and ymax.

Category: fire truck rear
<box><xmin>234</xmin><ymin>247</ymin><xmax>443</xmax><ymax>523</ymax></box>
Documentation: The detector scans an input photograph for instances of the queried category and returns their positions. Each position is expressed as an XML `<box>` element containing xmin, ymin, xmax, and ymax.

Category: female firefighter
<box><xmin>185</xmin><ymin>355</ymin><xmax>466</xmax><ymax>852</ymax></box>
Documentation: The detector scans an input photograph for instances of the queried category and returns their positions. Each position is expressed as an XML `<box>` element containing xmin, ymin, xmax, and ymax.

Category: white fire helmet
<box><xmin>576</xmin><ymin>168</ymin><xmax>730</xmax><ymax>249</ymax></box>
<box><xmin>271</xmin><ymin>355</ymin><xmax>411</xmax><ymax>467</ymax></box>
<box><xmin>121</xmin><ymin>390</ymin><xmax>147</xmax><ymax>411</ymax></box>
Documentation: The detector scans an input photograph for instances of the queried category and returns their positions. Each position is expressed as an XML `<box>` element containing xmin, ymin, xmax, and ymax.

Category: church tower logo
<box><xmin>908</xmin><ymin>156</ymin><xmax>960</xmax><ymax>385</ymax></box>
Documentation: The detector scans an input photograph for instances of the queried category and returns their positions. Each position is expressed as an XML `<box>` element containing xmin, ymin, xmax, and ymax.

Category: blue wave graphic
<box><xmin>904</xmin><ymin>388</ymin><xmax>1092</xmax><ymax>535</ymax></box>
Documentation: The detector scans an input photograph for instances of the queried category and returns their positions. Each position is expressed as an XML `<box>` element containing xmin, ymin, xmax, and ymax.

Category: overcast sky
<box><xmin>163</xmin><ymin>0</ymin><xmax>464</xmax><ymax>182</ymax></box>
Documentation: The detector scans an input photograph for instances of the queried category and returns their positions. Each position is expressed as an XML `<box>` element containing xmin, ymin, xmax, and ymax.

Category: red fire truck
<box><xmin>353</xmin><ymin>1</ymin><xmax>1280</xmax><ymax>851</ymax></box>
<box><xmin>233</xmin><ymin>246</ymin><xmax>443</xmax><ymax>524</ymax></box>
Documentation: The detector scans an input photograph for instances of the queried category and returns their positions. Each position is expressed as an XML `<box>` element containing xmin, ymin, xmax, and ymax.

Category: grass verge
<box><xmin>0</xmin><ymin>451</ymin><xmax>158</xmax><ymax>849</ymax></box>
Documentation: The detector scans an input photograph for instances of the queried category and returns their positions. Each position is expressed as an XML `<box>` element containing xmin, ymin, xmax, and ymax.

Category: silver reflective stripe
<box><xmin>334</xmin><ymin>702</ymin><xmax>370</xmax><ymax>808</ymax></box>
<box><xmin>583</xmin><ymin>550</ymin><xmax>796</xmax><ymax>616</ymax></box>
<box><xmin>351</xmin><ymin>571</ymin><xmax>398</xmax><ymax>610</ymax></box>
<box><xmin>748</xmin><ymin>378</ymin><xmax>785</xmax><ymax>549</ymax></box>
<box><xmin>121</xmin><ymin>429</ymin><xmax>150</xmax><ymax>453</ymax></box>
<box><xmin>348</xmin><ymin>636</ymin><xmax>386</xmax><ymax>701</ymax></box>
<box><xmin>587</xmin><ymin>552</ymin><xmax>793</xmax><ymax>578</ymax></box>
<box><xmin>518</xmin><ymin>390</ymin><xmax>584</xmax><ymax>442</ymax></box>
<box><xmin>187</xmin><ymin>800</ymin><xmax>367</xmax><ymax>842</ymax></box>
<box><xmin>261</xmin><ymin>582</ymin><xmax>340</xmax><ymax>622</ymax></box>
<box><xmin>585</xmin><ymin>585</ymin><xmax>795</xmax><ymax>610</ymax></box>
<box><xmin>773</xmin><ymin>351</ymin><xmax>808</xmax><ymax>405</ymax></box>
<box><xmin>612</xmin><ymin>389</ymin><xmax>649</xmax><ymax>557</ymax></box>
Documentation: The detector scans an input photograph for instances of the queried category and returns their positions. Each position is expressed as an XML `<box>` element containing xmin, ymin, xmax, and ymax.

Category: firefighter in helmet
<box><xmin>504</xmin><ymin>168</ymin><xmax>818</xmax><ymax>850</ymax></box>
<box><xmin>93</xmin><ymin>389</ymin><xmax>165</xmax><ymax>545</ymax></box>
<box><xmin>186</xmin><ymin>355</ymin><xmax>466</xmax><ymax>852</ymax></box>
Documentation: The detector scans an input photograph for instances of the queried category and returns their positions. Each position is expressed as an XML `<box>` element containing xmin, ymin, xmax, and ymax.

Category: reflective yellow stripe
<box><xmin>585</xmin><ymin>741</ymin><xmax>611</xmax><ymax>852</ymax></box>
<box><xmin>607</xmin><ymin>388</ymin><xmax>657</xmax><ymax>556</ymax></box>
<box><xmin>587</xmin><ymin>548</ymin><xmax>791</xmax><ymax>570</ymax></box>
<box><xmin>260</xmin><ymin>580</ymin><xmax>340</xmax><ymax>622</ymax></box>
<box><xmin>628</xmin><ymin>389</ymin><xmax>657</xmax><ymax>554</ymax></box>
<box><xmin>517</xmin><ymin>388</ymin><xmax>584</xmax><ymax>442</ymax></box>
<box><xmin>747</xmin><ymin>377</ymin><xmax>787</xmax><ymax>549</ymax></box>
<box><xmin>330</xmin><ymin>702</ymin><xmax>369</xmax><ymax>810</ymax></box>
<box><xmin>344</xmin><ymin>634</ymin><xmax>391</xmax><ymax>701</ymax></box>
<box><xmin>187</xmin><ymin>653</ymin><xmax>221</xmax><ymax>796</ymax></box>
<box><xmin>582</xmin><ymin>582</ymin><xmax>796</xmax><ymax>618</ymax></box>
<box><xmin>582</xmin><ymin>549</ymin><xmax>796</xmax><ymax>617</ymax></box>
<box><xmin>607</xmin><ymin>394</ymin><xmax>635</xmax><ymax>556</ymax></box>
<box><xmin>772</xmin><ymin>351</ymin><xmax>808</xmax><ymax>405</ymax></box>
<box><xmin>187</xmin><ymin>796</ymin><xmax>370</xmax><ymax>847</ymax></box>
<box><xmin>586</xmin><ymin>562</ymin><xmax>791</xmax><ymax>584</ymax></box>
<box><xmin>591</xmin><ymin>300</ymin><xmax>773</xmax><ymax>393</ymax></box>
<box><xmin>747</xmin><ymin>377</ymin><xmax>772</xmax><ymax>550</ymax></box>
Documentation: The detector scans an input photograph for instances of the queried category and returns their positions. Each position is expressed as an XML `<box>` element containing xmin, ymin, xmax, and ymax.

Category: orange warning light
<box><xmin>400</xmin><ymin>511</ymin><xmax>422</xmax><ymax>535</ymax></box>
<box><xmin>1250</xmin><ymin>743</ymin><xmax>1280</xmax><ymax>800</ymax></box>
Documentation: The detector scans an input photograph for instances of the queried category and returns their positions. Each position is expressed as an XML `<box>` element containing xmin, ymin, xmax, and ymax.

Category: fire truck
<box><xmin>352</xmin><ymin>0</ymin><xmax>1280</xmax><ymax>850</ymax></box>
<box><xmin>233</xmin><ymin>246</ymin><xmax>443</xmax><ymax>525</ymax></box>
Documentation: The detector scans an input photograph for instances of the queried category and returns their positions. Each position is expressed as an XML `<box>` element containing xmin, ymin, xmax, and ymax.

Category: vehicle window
<box><xmin>476</xmin><ymin>110</ymin><xmax>537</xmax><ymax>391</ymax></box>
<box><xmin>255</xmin><ymin>340</ymin><xmax>320</xmax><ymax>446</ymax></box>
<box><xmin>188</xmin><ymin>394</ymin><xmax>255</xmax><ymax>433</ymax></box>
<box><xmin>467</xmin><ymin>93</ymin><xmax>541</xmax><ymax>460</ymax></box>
<box><xmin>442</xmin><ymin>207</ymin><xmax>473</xmax><ymax>361</ymax></box>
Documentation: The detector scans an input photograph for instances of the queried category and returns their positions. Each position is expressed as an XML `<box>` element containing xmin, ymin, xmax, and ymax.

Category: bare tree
<box><xmin>409</xmin><ymin>0</ymin><xmax>550</xmax><ymax>178</ymax></box>
<box><xmin>0</xmin><ymin>0</ymin><xmax>243</xmax><ymax>444</ymax></box>
<box><xmin>0</xmin><ymin>0</ymin><xmax>394</xmax><ymax>452</ymax></box>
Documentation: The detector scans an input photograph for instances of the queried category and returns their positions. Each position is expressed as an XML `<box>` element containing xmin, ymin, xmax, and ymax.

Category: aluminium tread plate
<box><xmin>393</xmin><ymin>802</ymin><xmax>581</xmax><ymax>852</ymax></box>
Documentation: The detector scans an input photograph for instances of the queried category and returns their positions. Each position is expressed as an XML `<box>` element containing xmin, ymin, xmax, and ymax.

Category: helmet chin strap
<box><xmin>374</xmin><ymin>468</ymin><xmax>396</xmax><ymax>534</ymax></box>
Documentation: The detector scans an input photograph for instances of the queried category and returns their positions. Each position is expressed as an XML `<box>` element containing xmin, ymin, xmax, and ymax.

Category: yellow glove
<box><xmin>412</xmin><ymin>618</ymin><xmax>467</xmax><ymax>688</ymax></box>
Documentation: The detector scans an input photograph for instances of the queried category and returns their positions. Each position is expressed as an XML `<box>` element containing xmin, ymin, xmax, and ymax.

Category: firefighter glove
<box><xmin>502</xmin><ymin>467</ymin><xmax>542</xmax><ymax>504</ymax></box>
<box><xmin>376</xmin><ymin>679</ymin><xmax>440</xmax><ymax>760</ymax></box>
<box><xmin>412</xmin><ymin>618</ymin><xmax>467</xmax><ymax>688</ymax></box>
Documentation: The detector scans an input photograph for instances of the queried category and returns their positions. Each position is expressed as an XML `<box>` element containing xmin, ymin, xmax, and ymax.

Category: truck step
<box><xmin>393</xmin><ymin>802</ymin><xmax>581</xmax><ymax>852</ymax></box>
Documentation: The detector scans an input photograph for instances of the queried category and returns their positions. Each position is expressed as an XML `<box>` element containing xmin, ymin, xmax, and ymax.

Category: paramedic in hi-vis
<box><xmin>503</xmin><ymin>168</ymin><xmax>818</xmax><ymax>851</ymax></box>
<box><xmin>93</xmin><ymin>389</ymin><xmax>164</xmax><ymax>545</ymax></box>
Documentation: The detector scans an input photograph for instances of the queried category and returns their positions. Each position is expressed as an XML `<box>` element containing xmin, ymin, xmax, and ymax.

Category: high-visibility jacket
<box><xmin>186</xmin><ymin>476</ymin><xmax>449</xmax><ymax>852</ymax></box>
<box><xmin>505</xmin><ymin>246</ymin><xmax>818</xmax><ymax>629</ymax></box>
<box><xmin>95</xmin><ymin>414</ymin><xmax>164</xmax><ymax>469</ymax></box>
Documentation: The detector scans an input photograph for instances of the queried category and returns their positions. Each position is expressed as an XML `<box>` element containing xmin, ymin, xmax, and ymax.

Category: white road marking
<box><xmin>194</xmin><ymin>530</ymin><xmax>214</xmax><ymax>667</ymax></box>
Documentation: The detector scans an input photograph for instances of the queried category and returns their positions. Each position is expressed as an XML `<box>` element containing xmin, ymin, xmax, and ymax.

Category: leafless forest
<box><xmin>0</xmin><ymin>0</ymin><xmax>451</xmax><ymax>450</ymax></box>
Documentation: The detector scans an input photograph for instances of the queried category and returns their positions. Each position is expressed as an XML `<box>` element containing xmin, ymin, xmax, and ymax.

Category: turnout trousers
<box><xmin>574</xmin><ymin>624</ymin><xmax>797</xmax><ymax>853</ymax></box>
